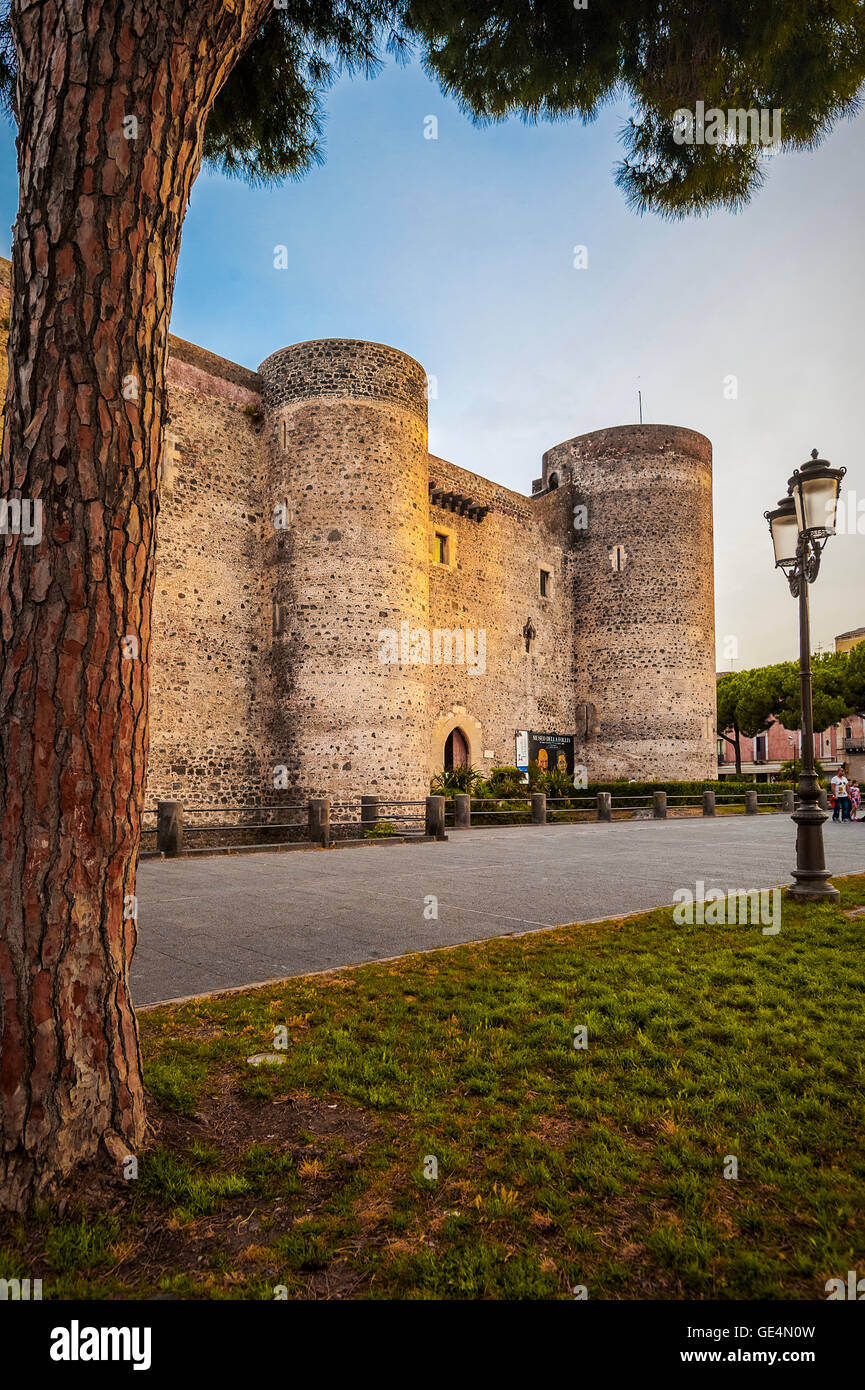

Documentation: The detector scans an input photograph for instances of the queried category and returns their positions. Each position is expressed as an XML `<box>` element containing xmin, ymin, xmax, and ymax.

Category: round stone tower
<box><xmin>542</xmin><ymin>424</ymin><xmax>716</xmax><ymax>781</ymax></box>
<box><xmin>258</xmin><ymin>340</ymin><xmax>430</xmax><ymax>803</ymax></box>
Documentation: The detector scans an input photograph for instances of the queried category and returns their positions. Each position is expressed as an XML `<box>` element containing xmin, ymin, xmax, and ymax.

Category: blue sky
<box><xmin>0</xmin><ymin>55</ymin><xmax>862</xmax><ymax>668</ymax></box>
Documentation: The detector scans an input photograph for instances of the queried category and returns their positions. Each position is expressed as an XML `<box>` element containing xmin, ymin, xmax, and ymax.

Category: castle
<box><xmin>0</xmin><ymin>258</ymin><xmax>718</xmax><ymax>805</ymax></box>
<box><xmin>147</xmin><ymin>333</ymin><xmax>716</xmax><ymax>806</ymax></box>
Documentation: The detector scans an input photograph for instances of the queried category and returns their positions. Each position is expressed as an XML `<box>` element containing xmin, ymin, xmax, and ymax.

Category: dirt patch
<box><xmin>0</xmin><ymin>1077</ymin><xmax>384</xmax><ymax>1300</ymax></box>
<box><xmin>527</xmin><ymin>1113</ymin><xmax>587</xmax><ymax>1147</ymax></box>
<box><xmin>149</xmin><ymin>1075</ymin><xmax>379</xmax><ymax>1158</ymax></box>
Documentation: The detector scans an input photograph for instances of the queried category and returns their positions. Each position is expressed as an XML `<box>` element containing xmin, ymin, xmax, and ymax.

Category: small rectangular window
<box><xmin>435</xmin><ymin>532</ymin><xmax>448</xmax><ymax>565</ymax></box>
<box><xmin>539</xmin><ymin>569</ymin><xmax>550</xmax><ymax>598</ymax></box>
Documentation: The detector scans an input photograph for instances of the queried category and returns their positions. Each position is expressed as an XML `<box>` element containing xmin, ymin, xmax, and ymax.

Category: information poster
<box><xmin>515</xmin><ymin>730</ymin><xmax>575</xmax><ymax>775</ymax></box>
<box><xmin>515</xmin><ymin>730</ymin><xmax>529</xmax><ymax>772</ymax></box>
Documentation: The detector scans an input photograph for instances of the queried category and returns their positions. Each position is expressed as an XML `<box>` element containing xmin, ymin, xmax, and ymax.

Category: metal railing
<box><xmin>442</xmin><ymin>787</ymin><xmax>796</xmax><ymax>829</ymax></box>
<box><xmin>144</xmin><ymin>795</ymin><xmax>448</xmax><ymax>856</ymax></box>
<box><xmin>143</xmin><ymin>785</ymin><xmax>802</xmax><ymax>858</ymax></box>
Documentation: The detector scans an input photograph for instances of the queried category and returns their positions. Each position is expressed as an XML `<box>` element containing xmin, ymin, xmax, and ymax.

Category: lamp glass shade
<box><xmin>791</xmin><ymin>470</ymin><xmax>841</xmax><ymax>537</ymax></box>
<box><xmin>767</xmin><ymin>499</ymin><xmax>799</xmax><ymax>568</ymax></box>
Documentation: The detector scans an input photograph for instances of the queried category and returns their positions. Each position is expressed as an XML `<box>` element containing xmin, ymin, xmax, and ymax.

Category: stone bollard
<box><xmin>702</xmin><ymin>790</ymin><xmax>716</xmax><ymax>817</ymax></box>
<box><xmin>454</xmin><ymin>794</ymin><xmax>471</xmax><ymax>829</ymax></box>
<box><xmin>745</xmin><ymin>790</ymin><xmax>758</xmax><ymax>815</ymax></box>
<box><xmin>782</xmin><ymin>790</ymin><xmax>795</xmax><ymax>813</ymax></box>
<box><xmin>309</xmin><ymin>797</ymin><xmax>330</xmax><ymax>848</ymax></box>
<box><xmin>653</xmin><ymin>790</ymin><xmax>667</xmax><ymax>819</ymax></box>
<box><xmin>531</xmin><ymin>792</ymin><xmax>547</xmax><ymax>825</ymax></box>
<box><xmin>157</xmin><ymin>800</ymin><xmax>184</xmax><ymax>857</ymax></box>
<box><xmin>597</xmin><ymin>792</ymin><xmax>612</xmax><ymax>822</ymax></box>
<box><xmin>361</xmin><ymin>795</ymin><xmax>379</xmax><ymax>831</ymax></box>
<box><xmin>425</xmin><ymin>795</ymin><xmax>446</xmax><ymax>840</ymax></box>
<box><xmin>818</xmin><ymin>788</ymin><xmax>829</xmax><ymax>810</ymax></box>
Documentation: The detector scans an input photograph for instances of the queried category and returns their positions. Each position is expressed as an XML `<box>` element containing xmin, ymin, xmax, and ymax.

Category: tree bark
<box><xmin>0</xmin><ymin>0</ymin><xmax>270</xmax><ymax>1212</ymax></box>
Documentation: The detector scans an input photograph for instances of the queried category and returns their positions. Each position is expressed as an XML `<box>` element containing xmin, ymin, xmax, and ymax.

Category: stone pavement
<box><xmin>132</xmin><ymin>816</ymin><xmax>865</xmax><ymax>1005</ymax></box>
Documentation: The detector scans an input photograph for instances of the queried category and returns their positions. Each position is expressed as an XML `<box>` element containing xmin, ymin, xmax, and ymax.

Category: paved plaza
<box><xmin>132</xmin><ymin>816</ymin><xmax>865</xmax><ymax>1006</ymax></box>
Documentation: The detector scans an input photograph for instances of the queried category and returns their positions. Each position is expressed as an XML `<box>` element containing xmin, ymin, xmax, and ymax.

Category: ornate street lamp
<box><xmin>764</xmin><ymin>450</ymin><xmax>845</xmax><ymax>902</ymax></box>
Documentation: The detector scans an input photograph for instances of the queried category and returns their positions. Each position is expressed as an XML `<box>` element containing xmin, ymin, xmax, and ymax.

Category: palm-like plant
<box><xmin>430</xmin><ymin>765</ymin><xmax>483</xmax><ymax>795</ymax></box>
<box><xmin>486</xmin><ymin>766</ymin><xmax>529</xmax><ymax>797</ymax></box>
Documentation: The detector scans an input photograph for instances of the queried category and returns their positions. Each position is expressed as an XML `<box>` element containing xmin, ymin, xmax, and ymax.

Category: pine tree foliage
<box><xmin>0</xmin><ymin>0</ymin><xmax>862</xmax><ymax>213</ymax></box>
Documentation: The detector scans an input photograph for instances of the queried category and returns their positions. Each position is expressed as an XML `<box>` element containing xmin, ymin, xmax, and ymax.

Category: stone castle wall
<box><xmin>543</xmin><ymin>425</ymin><xmax>716</xmax><ymax>780</ymax></box>
<box><xmin>426</xmin><ymin>456</ymin><xmax>577</xmax><ymax>775</ymax></box>
<box><xmin>0</xmin><ymin>253</ymin><xmax>717</xmax><ymax>804</ymax></box>
<box><xmin>145</xmin><ymin>344</ymin><xmax>271</xmax><ymax>807</ymax></box>
<box><xmin>258</xmin><ymin>340</ymin><xmax>432</xmax><ymax>803</ymax></box>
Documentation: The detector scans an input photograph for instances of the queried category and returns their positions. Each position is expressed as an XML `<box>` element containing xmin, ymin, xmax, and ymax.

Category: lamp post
<box><xmin>764</xmin><ymin>449</ymin><xmax>845</xmax><ymax>903</ymax></box>
<box><xmin>788</xmin><ymin>734</ymin><xmax>797</xmax><ymax>782</ymax></box>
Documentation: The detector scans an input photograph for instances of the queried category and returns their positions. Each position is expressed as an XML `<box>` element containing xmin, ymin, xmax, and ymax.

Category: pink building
<box><xmin>717</xmin><ymin>713</ymin><xmax>865</xmax><ymax>782</ymax></box>
<box><xmin>718</xmin><ymin>627</ymin><xmax>865</xmax><ymax>783</ymax></box>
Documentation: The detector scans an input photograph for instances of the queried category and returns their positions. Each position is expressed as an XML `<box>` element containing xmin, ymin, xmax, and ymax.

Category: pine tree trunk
<box><xmin>0</xmin><ymin>0</ymin><xmax>269</xmax><ymax>1212</ymax></box>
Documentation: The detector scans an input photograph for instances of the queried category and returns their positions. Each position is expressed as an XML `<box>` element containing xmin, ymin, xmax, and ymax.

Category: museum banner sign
<box><xmin>515</xmin><ymin>730</ymin><xmax>576</xmax><ymax>775</ymax></box>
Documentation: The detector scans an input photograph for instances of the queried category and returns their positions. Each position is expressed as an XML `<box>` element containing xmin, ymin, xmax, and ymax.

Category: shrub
<box><xmin>527</xmin><ymin>760</ymin><xmax>544</xmax><ymax>791</ymax></box>
<box><xmin>430</xmin><ymin>764</ymin><xmax>484</xmax><ymax>795</ymax></box>
<box><xmin>470</xmin><ymin>797</ymin><xmax>531</xmax><ymax>825</ymax></box>
<box><xmin>540</xmin><ymin>768</ymin><xmax>575</xmax><ymax>799</ymax></box>
<box><xmin>486</xmin><ymin>766</ymin><xmax>529</xmax><ymax>797</ymax></box>
<box><xmin>777</xmin><ymin>758</ymin><xmax>825</xmax><ymax>782</ymax></box>
<box><xmin>364</xmin><ymin>820</ymin><xmax>397</xmax><ymax>838</ymax></box>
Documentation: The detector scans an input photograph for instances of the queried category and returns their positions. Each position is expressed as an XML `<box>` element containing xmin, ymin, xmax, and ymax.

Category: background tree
<box><xmin>716</xmin><ymin>672</ymin><xmax>745</xmax><ymax>774</ymax></box>
<box><xmin>774</xmin><ymin>651</ymin><xmax>853</xmax><ymax>732</ymax></box>
<box><xmin>407</xmin><ymin>1</ymin><xmax>865</xmax><ymax>216</ymax></box>
<box><xmin>840</xmin><ymin>641</ymin><xmax>865</xmax><ymax>718</ymax></box>
<box><xmin>2</xmin><ymin>1</ymin><xmax>864</xmax><ymax>1211</ymax></box>
<box><xmin>778</xmin><ymin>756</ymin><xmax>826</xmax><ymax>783</ymax></box>
<box><xmin>717</xmin><ymin>653</ymin><xmax>859</xmax><ymax>780</ymax></box>
<box><xmin>716</xmin><ymin>666</ymin><xmax>786</xmax><ymax>774</ymax></box>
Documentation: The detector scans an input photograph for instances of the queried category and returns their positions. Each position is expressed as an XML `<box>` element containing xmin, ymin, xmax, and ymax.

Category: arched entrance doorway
<box><xmin>430</xmin><ymin>708</ymin><xmax>483</xmax><ymax>780</ymax></box>
<box><xmin>444</xmin><ymin>727</ymin><xmax>469</xmax><ymax>770</ymax></box>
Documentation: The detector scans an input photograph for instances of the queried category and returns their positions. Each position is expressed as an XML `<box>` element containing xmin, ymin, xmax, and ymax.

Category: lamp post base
<box><xmin>786</xmin><ymin>802</ymin><xmax>840</xmax><ymax>903</ymax></box>
<box><xmin>785</xmin><ymin>875</ymin><xmax>840</xmax><ymax>904</ymax></box>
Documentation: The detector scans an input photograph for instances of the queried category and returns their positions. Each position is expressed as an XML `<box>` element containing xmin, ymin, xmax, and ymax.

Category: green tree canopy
<box><xmin>774</xmin><ymin>652</ymin><xmax>853</xmax><ymax>731</ymax></box>
<box><xmin>717</xmin><ymin>665</ymin><xmax>785</xmax><ymax>741</ymax></box>
<box><xmin>2</xmin><ymin>0</ymin><xmax>864</xmax><ymax>215</ymax></box>
<box><xmin>718</xmin><ymin>652</ymin><xmax>860</xmax><ymax>740</ymax></box>
<box><xmin>842</xmin><ymin>639</ymin><xmax>865</xmax><ymax>715</ymax></box>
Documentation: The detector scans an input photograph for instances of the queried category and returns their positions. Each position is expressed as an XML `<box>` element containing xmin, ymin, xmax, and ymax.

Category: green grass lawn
<box><xmin>3</xmin><ymin>874</ymin><xmax>865</xmax><ymax>1299</ymax></box>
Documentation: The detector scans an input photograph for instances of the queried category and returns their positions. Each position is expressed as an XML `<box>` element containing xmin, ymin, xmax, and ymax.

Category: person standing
<box><xmin>849</xmin><ymin>779</ymin><xmax>861</xmax><ymax>822</ymax></box>
<box><xmin>838</xmin><ymin>771</ymin><xmax>851</xmax><ymax>822</ymax></box>
<box><xmin>831</xmin><ymin>770</ymin><xmax>843</xmax><ymax>821</ymax></box>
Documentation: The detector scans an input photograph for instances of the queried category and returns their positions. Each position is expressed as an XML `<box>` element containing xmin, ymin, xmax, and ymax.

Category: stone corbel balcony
<box><xmin>429</xmin><ymin>479</ymin><xmax>489</xmax><ymax>522</ymax></box>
